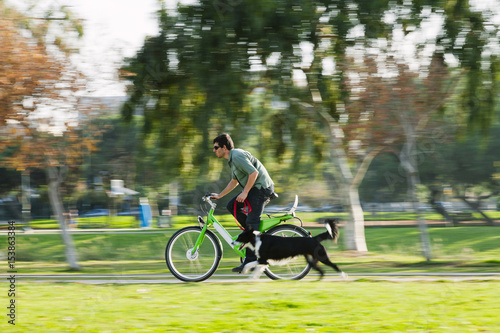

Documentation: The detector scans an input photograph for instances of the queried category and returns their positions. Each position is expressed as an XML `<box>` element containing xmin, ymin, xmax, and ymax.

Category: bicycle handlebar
<box><xmin>202</xmin><ymin>193</ymin><xmax>217</xmax><ymax>210</ymax></box>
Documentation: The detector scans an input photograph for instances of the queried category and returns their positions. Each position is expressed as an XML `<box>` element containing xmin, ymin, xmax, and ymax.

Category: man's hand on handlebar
<box><xmin>209</xmin><ymin>193</ymin><xmax>221</xmax><ymax>200</ymax></box>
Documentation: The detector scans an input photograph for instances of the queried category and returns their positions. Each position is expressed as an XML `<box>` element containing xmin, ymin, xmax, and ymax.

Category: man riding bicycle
<box><xmin>210</xmin><ymin>133</ymin><xmax>275</xmax><ymax>273</ymax></box>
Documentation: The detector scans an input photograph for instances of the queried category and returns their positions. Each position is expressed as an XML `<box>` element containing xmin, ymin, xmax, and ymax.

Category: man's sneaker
<box><xmin>232</xmin><ymin>258</ymin><xmax>257</xmax><ymax>273</ymax></box>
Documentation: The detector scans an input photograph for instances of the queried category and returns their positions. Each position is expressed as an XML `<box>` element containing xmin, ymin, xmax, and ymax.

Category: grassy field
<box><xmin>1</xmin><ymin>281</ymin><xmax>500</xmax><ymax>332</ymax></box>
<box><xmin>2</xmin><ymin>226</ymin><xmax>499</xmax><ymax>275</ymax></box>
<box><xmin>14</xmin><ymin>210</ymin><xmax>500</xmax><ymax>229</ymax></box>
<box><xmin>1</xmin><ymin>224</ymin><xmax>499</xmax><ymax>332</ymax></box>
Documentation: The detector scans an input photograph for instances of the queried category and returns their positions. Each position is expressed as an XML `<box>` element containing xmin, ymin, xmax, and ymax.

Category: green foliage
<box><xmin>119</xmin><ymin>1</ymin><xmax>331</xmax><ymax>192</ymax></box>
<box><xmin>418</xmin><ymin>121</ymin><xmax>500</xmax><ymax>195</ymax></box>
<box><xmin>117</xmin><ymin>0</ymin><xmax>499</xmax><ymax>199</ymax></box>
<box><xmin>441</xmin><ymin>0</ymin><xmax>499</xmax><ymax>131</ymax></box>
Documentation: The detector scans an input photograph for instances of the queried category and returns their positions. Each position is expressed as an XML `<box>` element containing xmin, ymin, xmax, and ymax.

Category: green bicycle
<box><xmin>165</xmin><ymin>194</ymin><xmax>312</xmax><ymax>282</ymax></box>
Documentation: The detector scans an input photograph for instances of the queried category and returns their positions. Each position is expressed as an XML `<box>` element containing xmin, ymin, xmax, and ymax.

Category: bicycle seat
<box><xmin>264</xmin><ymin>192</ymin><xmax>278</xmax><ymax>207</ymax></box>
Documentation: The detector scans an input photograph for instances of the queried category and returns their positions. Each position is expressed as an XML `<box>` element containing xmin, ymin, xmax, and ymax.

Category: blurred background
<box><xmin>1</xmin><ymin>0</ymin><xmax>499</xmax><ymax>234</ymax></box>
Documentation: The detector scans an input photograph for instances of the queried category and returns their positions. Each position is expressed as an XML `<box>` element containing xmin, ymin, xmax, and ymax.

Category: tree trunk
<box><xmin>47</xmin><ymin>166</ymin><xmax>80</xmax><ymax>270</ymax></box>
<box><xmin>429</xmin><ymin>189</ymin><xmax>458</xmax><ymax>225</ymax></box>
<box><xmin>343</xmin><ymin>183</ymin><xmax>368</xmax><ymax>251</ymax></box>
<box><xmin>327</xmin><ymin>119</ymin><xmax>368</xmax><ymax>252</ymax></box>
<box><xmin>301</xmin><ymin>75</ymin><xmax>371</xmax><ymax>251</ymax></box>
<box><xmin>459</xmin><ymin>197</ymin><xmax>495</xmax><ymax>225</ymax></box>
<box><xmin>399</xmin><ymin>140</ymin><xmax>432</xmax><ymax>261</ymax></box>
<box><xmin>297</xmin><ymin>97</ymin><xmax>370</xmax><ymax>252</ymax></box>
<box><xmin>21</xmin><ymin>170</ymin><xmax>32</xmax><ymax>230</ymax></box>
<box><xmin>410</xmin><ymin>182</ymin><xmax>432</xmax><ymax>261</ymax></box>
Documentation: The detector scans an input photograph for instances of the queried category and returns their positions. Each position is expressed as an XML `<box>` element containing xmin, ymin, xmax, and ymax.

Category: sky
<box><xmin>69</xmin><ymin>0</ymin><xmax>497</xmax><ymax>97</ymax></box>
<box><xmin>6</xmin><ymin>0</ymin><xmax>163</xmax><ymax>96</ymax></box>
<box><xmin>72</xmin><ymin>0</ymin><xmax>160</xmax><ymax>58</ymax></box>
<box><xmin>71</xmin><ymin>0</ymin><xmax>162</xmax><ymax>96</ymax></box>
<box><xmin>69</xmin><ymin>0</ymin><xmax>197</xmax><ymax>96</ymax></box>
<box><xmin>6</xmin><ymin>0</ymin><xmax>499</xmax><ymax>97</ymax></box>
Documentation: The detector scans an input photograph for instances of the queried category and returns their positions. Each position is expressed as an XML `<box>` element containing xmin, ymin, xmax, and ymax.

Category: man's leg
<box><xmin>231</xmin><ymin>187</ymin><xmax>272</xmax><ymax>273</ymax></box>
<box><xmin>228</xmin><ymin>189</ymin><xmax>266</xmax><ymax>272</ymax></box>
<box><xmin>227</xmin><ymin>194</ymin><xmax>255</xmax><ymax>272</ymax></box>
<box><xmin>226</xmin><ymin>195</ymin><xmax>248</xmax><ymax>227</ymax></box>
<box><xmin>244</xmin><ymin>187</ymin><xmax>269</xmax><ymax>230</ymax></box>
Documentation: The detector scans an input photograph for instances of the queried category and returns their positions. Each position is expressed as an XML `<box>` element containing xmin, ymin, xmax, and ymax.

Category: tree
<box><xmin>275</xmin><ymin>0</ymin><xmax>497</xmax><ymax>252</ymax></box>
<box><xmin>0</xmin><ymin>1</ymin><xmax>97</xmax><ymax>270</ymax></box>
<box><xmin>423</xmin><ymin>118</ymin><xmax>500</xmax><ymax>225</ymax></box>
<box><xmin>358</xmin><ymin>55</ymin><xmax>451</xmax><ymax>260</ymax></box>
<box><xmin>122</xmin><ymin>0</ymin><xmax>499</xmax><ymax>252</ymax></box>
<box><xmin>451</xmin><ymin>132</ymin><xmax>500</xmax><ymax>225</ymax></box>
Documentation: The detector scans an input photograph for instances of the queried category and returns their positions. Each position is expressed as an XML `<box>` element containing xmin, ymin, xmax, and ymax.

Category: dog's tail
<box><xmin>314</xmin><ymin>218</ymin><xmax>340</xmax><ymax>244</ymax></box>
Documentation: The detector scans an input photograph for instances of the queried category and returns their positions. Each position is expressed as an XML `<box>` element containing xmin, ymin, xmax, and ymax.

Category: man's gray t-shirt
<box><xmin>228</xmin><ymin>149</ymin><xmax>273</xmax><ymax>190</ymax></box>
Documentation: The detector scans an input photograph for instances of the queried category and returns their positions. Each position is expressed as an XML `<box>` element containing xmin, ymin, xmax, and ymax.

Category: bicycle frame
<box><xmin>193</xmin><ymin>195</ymin><xmax>299</xmax><ymax>259</ymax></box>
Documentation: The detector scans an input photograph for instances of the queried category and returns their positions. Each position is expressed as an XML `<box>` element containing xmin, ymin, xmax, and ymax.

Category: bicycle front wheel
<box><xmin>264</xmin><ymin>225</ymin><xmax>312</xmax><ymax>280</ymax></box>
<box><xmin>165</xmin><ymin>226</ymin><xmax>222</xmax><ymax>282</ymax></box>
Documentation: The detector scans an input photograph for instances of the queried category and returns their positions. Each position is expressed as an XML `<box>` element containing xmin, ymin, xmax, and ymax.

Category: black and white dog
<box><xmin>233</xmin><ymin>218</ymin><xmax>347</xmax><ymax>280</ymax></box>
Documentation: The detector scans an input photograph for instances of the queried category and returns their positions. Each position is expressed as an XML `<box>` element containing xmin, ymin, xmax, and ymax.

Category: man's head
<box><xmin>213</xmin><ymin>133</ymin><xmax>234</xmax><ymax>150</ymax></box>
<box><xmin>213</xmin><ymin>133</ymin><xmax>234</xmax><ymax>159</ymax></box>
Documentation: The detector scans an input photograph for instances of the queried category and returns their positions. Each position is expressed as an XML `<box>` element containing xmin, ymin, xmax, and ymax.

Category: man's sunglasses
<box><xmin>213</xmin><ymin>146</ymin><xmax>222</xmax><ymax>150</ymax></box>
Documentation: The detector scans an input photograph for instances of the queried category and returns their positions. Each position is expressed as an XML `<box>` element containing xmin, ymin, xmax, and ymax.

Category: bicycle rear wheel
<box><xmin>264</xmin><ymin>225</ymin><xmax>312</xmax><ymax>280</ymax></box>
<box><xmin>165</xmin><ymin>226</ymin><xmax>222</xmax><ymax>282</ymax></box>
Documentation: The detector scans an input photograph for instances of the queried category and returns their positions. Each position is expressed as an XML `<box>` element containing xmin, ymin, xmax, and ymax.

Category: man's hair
<box><xmin>213</xmin><ymin>133</ymin><xmax>234</xmax><ymax>150</ymax></box>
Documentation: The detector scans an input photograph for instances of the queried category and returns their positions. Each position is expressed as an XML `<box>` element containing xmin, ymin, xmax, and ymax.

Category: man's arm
<box><xmin>211</xmin><ymin>179</ymin><xmax>239</xmax><ymax>199</ymax></box>
<box><xmin>236</xmin><ymin>171</ymin><xmax>258</xmax><ymax>203</ymax></box>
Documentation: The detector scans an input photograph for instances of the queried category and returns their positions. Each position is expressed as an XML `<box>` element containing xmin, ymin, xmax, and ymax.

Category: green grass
<box><xmin>12</xmin><ymin>210</ymin><xmax>500</xmax><ymax>230</ymax></box>
<box><xmin>2</xmin><ymin>225</ymin><xmax>500</xmax><ymax>332</ymax></box>
<box><xmin>24</xmin><ymin>216</ymin><xmax>140</xmax><ymax>229</ymax></box>
<box><xmin>2</xmin><ymin>226</ymin><xmax>500</xmax><ymax>275</ymax></box>
<box><xmin>2</xmin><ymin>281</ymin><xmax>500</xmax><ymax>332</ymax></box>
<box><xmin>10</xmin><ymin>232</ymin><xmax>172</xmax><ymax>262</ymax></box>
